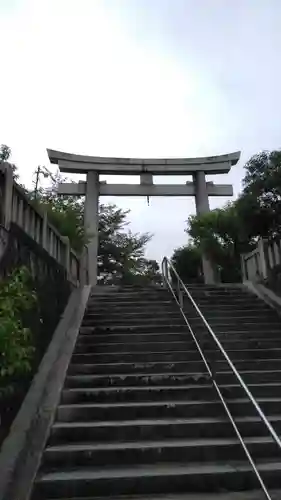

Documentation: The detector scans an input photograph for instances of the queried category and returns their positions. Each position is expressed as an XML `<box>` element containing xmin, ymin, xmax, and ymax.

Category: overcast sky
<box><xmin>1</xmin><ymin>0</ymin><xmax>281</xmax><ymax>261</ymax></box>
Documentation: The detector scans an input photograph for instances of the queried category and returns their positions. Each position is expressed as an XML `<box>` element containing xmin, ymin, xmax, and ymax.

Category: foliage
<box><xmin>176</xmin><ymin>149</ymin><xmax>281</xmax><ymax>283</ymax></box>
<box><xmin>0</xmin><ymin>144</ymin><xmax>11</xmax><ymax>162</ymax></box>
<box><xmin>98</xmin><ymin>204</ymin><xmax>157</xmax><ymax>284</ymax></box>
<box><xmin>241</xmin><ymin>150</ymin><xmax>281</xmax><ymax>239</ymax></box>
<box><xmin>28</xmin><ymin>173</ymin><xmax>159</xmax><ymax>284</ymax></box>
<box><xmin>31</xmin><ymin>186</ymin><xmax>86</xmax><ymax>253</ymax></box>
<box><xmin>0</xmin><ymin>267</ymin><xmax>37</xmax><ymax>397</ymax></box>
<box><xmin>178</xmin><ymin>200</ymin><xmax>256</xmax><ymax>283</ymax></box>
<box><xmin>188</xmin><ymin>202</ymin><xmax>256</xmax><ymax>282</ymax></box>
<box><xmin>0</xmin><ymin>144</ymin><xmax>19</xmax><ymax>180</ymax></box>
<box><xmin>171</xmin><ymin>245</ymin><xmax>203</xmax><ymax>283</ymax></box>
<box><xmin>116</xmin><ymin>258</ymin><xmax>162</xmax><ymax>286</ymax></box>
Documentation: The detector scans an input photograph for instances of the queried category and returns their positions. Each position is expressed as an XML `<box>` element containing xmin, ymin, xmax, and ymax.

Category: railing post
<box><xmin>62</xmin><ymin>236</ymin><xmax>70</xmax><ymax>278</ymax></box>
<box><xmin>163</xmin><ymin>258</ymin><xmax>168</xmax><ymax>287</ymax></box>
<box><xmin>80</xmin><ymin>247</ymin><xmax>88</xmax><ymax>286</ymax></box>
<box><xmin>3</xmin><ymin>163</ymin><xmax>14</xmax><ymax>230</ymax></box>
<box><xmin>42</xmin><ymin>211</ymin><xmax>48</xmax><ymax>250</ymax></box>
<box><xmin>240</xmin><ymin>253</ymin><xmax>247</xmax><ymax>282</ymax></box>
<box><xmin>257</xmin><ymin>237</ymin><xmax>268</xmax><ymax>280</ymax></box>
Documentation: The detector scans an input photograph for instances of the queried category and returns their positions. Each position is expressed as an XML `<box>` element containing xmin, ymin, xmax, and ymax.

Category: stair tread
<box><xmin>65</xmin><ymin>376</ymin><xmax>281</xmax><ymax>384</ymax></box>
<box><xmin>37</xmin><ymin>460</ymin><xmax>281</xmax><ymax>482</ymax></box>
<box><xmin>45</xmin><ymin>435</ymin><xmax>275</xmax><ymax>453</ymax></box>
<box><xmin>62</xmin><ymin>386</ymin><xmax>281</xmax><ymax>399</ymax></box>
<box><xmin>53</xmin><ymin>413</ymin><xmax>281</xmax><ymax>428</ymax></box>
<box><xmin>41</xmin><ymin>491</ymin><xmax>281</xmax><ymax>500</ymax></box>
<box><xmin>68</xmin><ymin>365</ymin><xmax>281</xmax><ymax>375</ymax></box>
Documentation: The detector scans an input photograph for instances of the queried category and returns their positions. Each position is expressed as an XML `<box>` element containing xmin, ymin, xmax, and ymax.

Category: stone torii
<box><xmin>47</xmin><ymin>149</ymin><xmax>240</xmax><ymax>285</ymax></box>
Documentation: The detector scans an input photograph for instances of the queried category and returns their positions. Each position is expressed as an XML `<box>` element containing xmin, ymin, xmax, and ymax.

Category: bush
<box><xmin>0</xmin><ymin>267</ymin><xmax>37</xmax><ymax>398</ymax></box>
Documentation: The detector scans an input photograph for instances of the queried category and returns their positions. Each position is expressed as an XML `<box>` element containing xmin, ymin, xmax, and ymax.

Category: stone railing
<box><xmin>241</xmin><ymin>237</ymin><xmax>281</xmax><ymax>283</ymax></box>
<box><xmin>0</xmin><ymin>163</ymin><xmax>82</xmax><ymax>286</ymax></box>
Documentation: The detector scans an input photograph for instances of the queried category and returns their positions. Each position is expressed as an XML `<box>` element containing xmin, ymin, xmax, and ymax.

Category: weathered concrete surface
<box><xmin>47</xmin><ymin>148</ymin><xmax>240</xmax><ymax>175</ymax></box>
<box><xmin>84</xmin><ymin>171</ymin><xmax>99</xmax><ymax>285</ymax></box>
<box><xmin>244</xmin><ymin>280</ymin><xmax>281</xmax><ymax>317</ymax></box>
<box><xmin>193</xmin><ymin>171</ymin><xmax>215</xmax><ymax>284</ymax></box>
<box><xmin>0</xmin><ymin>285</ymin><xmax>91</xmax><ymax>500</ymax></box>
<box><xmin>58</xmin><ymin>181</ymin><xmax>233</xmax><ymax>197</ymax></box>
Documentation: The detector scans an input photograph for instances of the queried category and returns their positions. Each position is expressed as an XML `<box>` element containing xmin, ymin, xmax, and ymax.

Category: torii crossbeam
<box><xmin>47</xmin><ymin>149</ymin><xmax>240</xmax><ymax>285</ymax></box>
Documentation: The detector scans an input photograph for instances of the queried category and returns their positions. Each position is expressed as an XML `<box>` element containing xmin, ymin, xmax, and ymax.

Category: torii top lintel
<box><xmin>47</xmin><ymin>149</ymin><xmax>240</xmax><ymax>176</ymax></box>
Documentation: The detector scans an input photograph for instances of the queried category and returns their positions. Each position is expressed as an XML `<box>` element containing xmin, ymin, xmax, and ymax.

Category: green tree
<box><xmin>119</xmin><ymin>258</ymin><xmax>161</xmax><ymax>286</ymax></box>
<box><xmin>0</xmin><ymin>144</ymin><xmax>19</xmax><ymax>179</ymax></box>
<box><xmin>0</xmin><ymin>144</ymin><xmax>11</xmax><ymax>162</ymax></box>
<box><xmin>184</xmin><ymin>202</ymin><xmax>254</xmax><ymax>282</ymax></box>
<box><xmin>29</xmin><ymin>176</ymin><xmax>156</xmax><ymax>284</ymax></box>
<box><xmin>241</xmin><ymin>150</ymin><xmax>281</xmax><ymax>239</ymax></box>
<box><xmin>171</xmin><ymin>245</ymin><xmax>203</xmax><ymax>283</ymax></box>
<box><xmin>98</xmin><ymin>204</ymin><xmax>153</xmax><ymax>284</ymax></box>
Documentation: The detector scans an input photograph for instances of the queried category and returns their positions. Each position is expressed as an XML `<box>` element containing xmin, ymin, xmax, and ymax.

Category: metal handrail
<box><xmin>161</xmin><ymin>256</ymin><xmax>281</xmax><ymax>500</ymax></box>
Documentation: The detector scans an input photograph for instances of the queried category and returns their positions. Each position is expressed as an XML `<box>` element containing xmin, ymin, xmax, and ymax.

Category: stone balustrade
<box><xmin>0</xmin><ymin>163</ymin><xmax>83</xmax><ymax>286</ymax></box>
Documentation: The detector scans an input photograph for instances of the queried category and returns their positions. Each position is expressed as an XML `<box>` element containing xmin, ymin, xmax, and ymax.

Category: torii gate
<box><xmin>47</xmin><ymin>149</ymin><xmax>240</xmax><ymax>285</ymax></box>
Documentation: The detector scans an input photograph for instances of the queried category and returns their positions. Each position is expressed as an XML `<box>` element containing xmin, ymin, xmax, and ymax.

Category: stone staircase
<box><xmin>32</xmin><ymin>285</ymin><xmax>281</xmax><ymax>499</ymax></box>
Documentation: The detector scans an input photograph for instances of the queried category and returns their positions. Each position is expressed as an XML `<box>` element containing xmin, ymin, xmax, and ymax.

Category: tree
<box><xmin>171</xmin><ymin>245</ymin><xmax>203</xmax><ymax>283</ymax></box>
<box><xmin>184</xmin><ymin>202</ymin><xmax>254</xmax><ymax>282</ymax></box>
<box><xmin>98</xmin><ymin>204</ymin><xmax>153</xmax><ymax>284</ymax></box>
<box><xmin>121</xmin><ymin>258</ymin><xmax>162</xmax><ymax>286</ymax></box>
<box><xmin>0</xmin><ymin>144</ymin><xmax>19</xmax><ymax>179</ymax></box>
<box><xmin>31</xmin><ymin>188</ymin><xmax>86</xmax><ymax>253</ymax></box>
<box><xmin>241</xmin><ymin>150</ymin><xmax>281</xmax><ymax>239</ymax></box>
<box><xmin>0</xmin><ymin>144</ymin><xmax>11</xmax><ymax>162</ymax></box>
<box><xmin>28</xmin><ymin>175</ymin><xmax>157</xmax><ymax>285</ymax></box>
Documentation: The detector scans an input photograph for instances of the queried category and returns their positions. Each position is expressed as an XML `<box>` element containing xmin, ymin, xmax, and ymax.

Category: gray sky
<box><xmin>1</xmin><ymin>0</ymin><xmax>281</xmax><ymax>261</ymax></box>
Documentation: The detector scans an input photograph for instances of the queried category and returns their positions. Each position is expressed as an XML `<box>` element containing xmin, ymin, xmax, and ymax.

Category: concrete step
<box><xmin>86</xmin><ymin>308</ymin><xmax>274</xmax><ymax>321</ymax></box>
<box><xmin>42</xmin><ymin>436</ymin><xmax>278</xmax><ymax>469</ymax></box>
<box><xmin>71</xmin><ymin>350</ymin><xmax>281</xmax><ymax>368</ymax></box>
<box><xmin>187</xmin><ymin>310</ymin><xmax>277</xmax><ymax>320</ymax></box>
<box><xmin>189</xmin><ymin>317</ymin><xmax>281</xmax><ymax>327</ymax></box>
<box><xmin>89</xmin><ymin>301</ymin><xmax>272</xmax><ymax>312</ymax></box>
<box><xmin>37</xmin><ymin>491</ymin><xmax>281</xmax><ymax>500</ymax></box>
<box><xmin>76</xmin><ymin>332</ymin><xmax>196</xmax><ymax>344</ymax></box>
<box><xmin>57</xmin><ymin>395</ymin><xmax>281</xmax><ymax>422</ymax></box>
<box><xmin>49</xmin><ymin>414</ymin><xmax>281</xmax><ymax>444</ymax></box>
<box><xmin>87</xmin><ymin>301</ymin><xmax>176</xmax><ymax>310</ymax></box>
<box><xmin>74</xmin><ymin>341</ymin><xmax>199</xmax><ymax>354</ymax></box>
<box><xmin>88</xmin><ymin>295</ymin><xmax>172</xmax><ymax>303</ymax></box>
<box><xmin>68</xmin><ymin>359</ymin><xmax>281</xmax><ymax>382</ymax></box>
<box><xmin>189</xmin><ymin>293</ymin><xmax>270</xmax><ymax>305</ymax></box>
<box><xmin>78</xmin><ymin>327</ymin><xmax>281</xmax><ymax>343</ymax></box>
<box><xmin>74</xmin><ymin>340</ymin><xmax>281</xmax><ymax>359</ymax></box>
<box><xmin>195</xmin><ymin>302</ymin><xmax>271</xmax><ymax>310</ymax></box>
<box><xmin>71</xmin><ymin>351</ymin><xmax>206</xmax><ymax>364</ymax></box>
<box><xmin>34</xmin><ymin>460</ymin><xmax>281</xmax><ymax>497</ymax></box>
<box><xmin>82</xmin><ymin>318</ymin><xmax>185</xmax><ymax>327</ymax></box>
<box><xmin>81</xmin><ymin>323</ymin><xmax>187</xmax><ymax>332</ymax></box>
<box><xmin>76</xmin><ymin>333</ymin><xmax>281</xmax><ymax>350</ymax></box>
<box><xmin>87</xmin><ymin>309</ymin><xmax>181</xmax><ymax>318</ymax></box>
<box><xmin>60</xmin><ymin>381</ymin><xmax>281</xmax><ymax>407</ymax></box>
<box><xmin>86</xmin><ymin>310</ymin><xmax>183</xmax><ymax>319</ymax></box>
<box><xmin>216</xmin><ymin>330</ymin><xmax>281</xmax><ymax>339</ymax></box>
<box><xmin>186</xmin><ymin>288</ymin><xmax>251</xmax><ymax>295</ymax></box>
<box><xmin>65</xmin><ymin>369</ymin><xmax>281</xmax><ymax>394</ymax></box>
<box><xmin>79</xmin><ymin>325</ymin><xmax>281</xmax><ymax>336</ymax></box>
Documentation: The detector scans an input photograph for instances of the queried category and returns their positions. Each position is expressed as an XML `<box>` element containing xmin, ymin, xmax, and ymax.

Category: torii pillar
<box><xmin>193</xmin><ymin>171</ymin><xmax>215</xmax><ymax>284</ymax></box>
<box><xmin>84</xmin><ymin>171</ymin><xmax>99</xmax><ymax>285</ymax></box>
<box><xmin>47</xmin><ymin>149</ymin><xmax>240</xmax><ymax>286</ymax></box>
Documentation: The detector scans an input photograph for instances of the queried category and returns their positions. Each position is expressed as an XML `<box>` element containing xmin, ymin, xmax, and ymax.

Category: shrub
<box><xmin>0</xmin><ymin>267</ymin><xmax>37</xmax><ymax>398</ymax></box>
